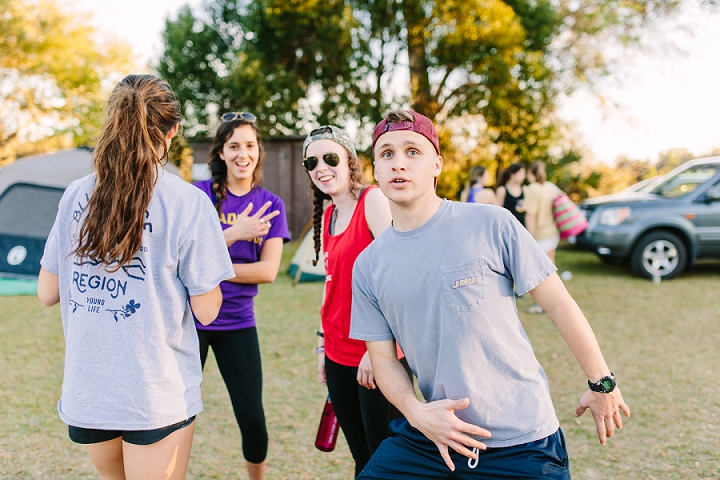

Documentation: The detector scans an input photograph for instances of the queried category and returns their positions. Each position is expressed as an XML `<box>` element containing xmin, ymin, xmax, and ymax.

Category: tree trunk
<box><xmin>402</xmin><ymin>0</ymin><xmax>436</xmax><ymax>118</ymax></box>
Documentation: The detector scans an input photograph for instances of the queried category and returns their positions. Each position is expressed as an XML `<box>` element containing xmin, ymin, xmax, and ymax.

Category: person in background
<box><xmin>194</xmin><ymin>111</ymin><xmax>290</xmax><ymax>480</ymax></box>
<box><xmin>496</xmin><ymin>163</ymin><xmax>527</xmax><ymax>226</ymax></box>
<box><xmin>350</xmin><ymin>109</ymin><xmax>630</xmax><ymax>479</ymax></box>
<box><xmin>524</xmin><ymin>160</ymin><xmax>561</xmax><ymax>314</ymax></box>
<box><xmin>303</xmin><ymin>125</ymin><xmax>410</xmax><ymax>476</ymax></box>
<box><xmin>460</xmin><ymin>165</ymin><xmax>499</xmax><ymax>205</ymax></box>
<box><xmin>37</xmin><ymin>74</ymin><xmax>234</xmax><ymax>480</ymax></box>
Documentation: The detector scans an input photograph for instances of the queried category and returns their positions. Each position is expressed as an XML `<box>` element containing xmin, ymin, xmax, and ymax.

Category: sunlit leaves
<box><xmin>0</xmin><ymin>0</ymin><xmax>133</xmax><ymax>162</ymax></box>
<box><xmin>158</xmin><ymin>0</ymin><xmax>687</xmax><ymax>200</ymax></box>
<box><xmin>158</xmin><ymin>0</ymin><xmax>360</xmax><ymax>136</ymax></box>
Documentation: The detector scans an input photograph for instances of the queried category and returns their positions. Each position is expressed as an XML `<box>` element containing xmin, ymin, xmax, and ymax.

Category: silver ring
<box><xmin>260</xmin><ymin>220</ymin><xmax>266</xmax><ymax>224</ymax></box>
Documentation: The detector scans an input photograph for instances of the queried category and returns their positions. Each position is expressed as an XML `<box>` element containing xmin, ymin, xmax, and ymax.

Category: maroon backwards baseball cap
<box><xmin>372</xmin><ymin>111</ymin><xmax>440</xmax><ymax>155</ymax></box>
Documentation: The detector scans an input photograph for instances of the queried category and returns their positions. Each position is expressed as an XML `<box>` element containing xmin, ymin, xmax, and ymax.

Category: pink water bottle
<box><xmin>315</xmin><ymin>396</ymin><xmax>340</xmax><ymax>452</ymax></box>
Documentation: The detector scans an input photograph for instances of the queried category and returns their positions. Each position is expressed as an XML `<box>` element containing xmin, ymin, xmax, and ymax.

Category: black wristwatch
<box><xmin>588</xmin><ymin>373</ymin><xmax>616</xmax><ymax>393</ymax></box>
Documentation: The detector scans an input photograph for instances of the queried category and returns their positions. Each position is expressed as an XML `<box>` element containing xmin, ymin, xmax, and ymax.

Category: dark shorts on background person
<box><xmin>357</xmin><ymin>419</ymin><xmax>570</xmax><ymax>479</ymax></box>
<box><xmin>68</xmin><ymin>416</ymin><xmax>196</xmax><ymax>446</ymax></box>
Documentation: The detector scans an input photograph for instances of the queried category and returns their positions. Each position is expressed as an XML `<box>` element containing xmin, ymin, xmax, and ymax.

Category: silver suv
<box><xmin>580</xmin><ymin>157</ymin><xmax>720</xmax><ymax>279</ymax></box>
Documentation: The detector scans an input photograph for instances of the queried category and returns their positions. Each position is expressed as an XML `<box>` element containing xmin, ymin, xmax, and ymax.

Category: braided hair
<box><xmin>307</xmin><ymin>149</ymin><xmax>363</xmax><ymax>267</ymax></box>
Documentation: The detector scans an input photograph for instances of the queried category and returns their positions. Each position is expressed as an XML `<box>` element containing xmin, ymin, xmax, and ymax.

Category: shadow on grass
<box><xmin>556</xmin><ymin>247</ymin><xmax>630</xmax><ymax>277</ymax></box>
<box><xmin>557</xmin><ymin>247</ymin><xmax>720</xmax><ymax>280</ymax></box>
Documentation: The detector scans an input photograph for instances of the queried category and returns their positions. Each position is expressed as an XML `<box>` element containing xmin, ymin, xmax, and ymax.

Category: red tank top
<box><xmin>321</xmin><ymin>187</ymin><xmax>375</xmax><ymax>366</ymax></box>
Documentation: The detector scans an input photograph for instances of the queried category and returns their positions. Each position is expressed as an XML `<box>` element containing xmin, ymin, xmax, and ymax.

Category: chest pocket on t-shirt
<box><xmin>441</xmin><ymin>259</ymin><xmax>487</xmax><ymax>311</ymax></box>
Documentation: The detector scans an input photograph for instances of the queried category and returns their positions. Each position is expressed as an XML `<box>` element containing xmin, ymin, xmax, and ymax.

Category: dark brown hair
<box><xmin>209</xmin><ymin>117</ymin><xmax>266</xmax><ymax>216</ymax></box>
<box><xmin>73</xmin><ymin>74</ymin><xmax>181</xmax><ymax>270</ymax></box>
<box><xmin>469</xmin><ymin>165</ymin><xmax>487</xmax><ymax>182</ymax></box>
<box><xmin>306</xmin><ymin>130</ymin><xmax>363</xmax><ymax>266</ymax></box>
<box><xmin>530</xmin><ymin>161</ymin><xmax>547</xmax><ymax>184</ymax></box>
<box><xmin>498</xmin><ymin>163</ymin><xmax>525</xmax><ymax>188</ymax></box>
<box><xmin>463</xmin><ymin>165</ymin><xmax>487</xmax><ymax>193</ymax></box>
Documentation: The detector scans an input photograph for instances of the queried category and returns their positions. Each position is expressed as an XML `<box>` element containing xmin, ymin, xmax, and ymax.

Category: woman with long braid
<box><xmin>37</xmin><ymin>74</ymin><xmax>234</xmax><ymax>479</ymax></box>
<box><xmin>304</xmin><ymin>126</ymin><xmax>410</xmax><ymax>476</ymax></box>
<box><xmin>193</xmin><ymin>112</ymin><xmax>289</xmax><ymax>480</ymax></box>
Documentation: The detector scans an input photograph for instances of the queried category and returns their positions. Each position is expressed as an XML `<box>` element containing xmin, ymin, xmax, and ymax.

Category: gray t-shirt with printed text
<box><xmin>41</xmin><ymin>170</ymin><xmax>234</xmax><ymax>430</ymax></box>
<box><xmin>350</xmin><ymin>200</ymin><xmax>559</xmax><ymax>448</ymax></box>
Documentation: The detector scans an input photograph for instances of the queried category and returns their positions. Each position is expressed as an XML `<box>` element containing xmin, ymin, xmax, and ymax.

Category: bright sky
<box><xmin>76</xmin><ymin>0</ymin><xmax>720</xmax><ymax>165</ymax></box>
<box><xmin>559</xmin><ymin>10</ymin><xmax>720</xmax><ymax>163</ymax></box>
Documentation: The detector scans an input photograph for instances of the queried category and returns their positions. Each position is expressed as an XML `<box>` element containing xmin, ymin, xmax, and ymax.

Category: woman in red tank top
<box><xmin>303</xmin><ymin>125</ymin><xmax>410</xmax><ymax>476</ymax></box>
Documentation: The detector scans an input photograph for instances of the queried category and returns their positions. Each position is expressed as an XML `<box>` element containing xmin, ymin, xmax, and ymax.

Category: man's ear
<box><xmin>433</xmin><ymin>155</ymin><xmax>443</xmax><ymax>177</ymax></box>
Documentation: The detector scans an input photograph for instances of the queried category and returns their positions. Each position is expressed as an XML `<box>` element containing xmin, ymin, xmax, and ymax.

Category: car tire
<box><xmin>631</xmin><ymin>231</ymin><xmax>687</xmax><ymax>280</ymax></box>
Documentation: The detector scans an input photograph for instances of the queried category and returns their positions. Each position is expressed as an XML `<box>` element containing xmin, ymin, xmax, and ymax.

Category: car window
<box><xmin>649</xmin><ymin>165</ymin><xmax>719</xmax><ymax>198</ymax></box>
<box><xmin>704</xmin><ymin>178</ymin><xmax>720</xmax><ymax>201</ymax></box>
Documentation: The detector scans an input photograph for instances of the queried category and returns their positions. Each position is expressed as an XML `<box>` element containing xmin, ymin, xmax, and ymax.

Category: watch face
<box><xmin>602</xmin><ymin>379</ymin><xmax>614</xmax><ymax>391</ymax></box>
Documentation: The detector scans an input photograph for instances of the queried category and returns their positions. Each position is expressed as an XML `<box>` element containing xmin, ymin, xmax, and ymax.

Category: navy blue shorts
<box><xmin>357</xmin><ymin>419</ymin><xmax>570</xmax><ymax>479</ymax></box>
<box><xmin>68</xmin><ymin>416</ymin><xmax>196</xmax><ymax>446</ymax></box>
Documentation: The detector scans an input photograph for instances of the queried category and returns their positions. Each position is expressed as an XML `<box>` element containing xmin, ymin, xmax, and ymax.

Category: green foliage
<box><xmin>158</xmin><ymin>0</ymin><xmax>361</xmax><ymax>136</ymax></box>
<box><xmin>158</xmin><ymin>0</ymin><xmax>560</xmax><ymax>132</ymax></box>
<box><xmin>158</xmin><ymin>0</ymin><xmax>686</xmax><ymax>198</ymax></box>
<box><xmin>547</xmin><ymin>149</ymin><xmax>600</xmax><ymax>200</ymax></box>
<box><xmin>0</xmin><ymin>0</ymin><xmax>133</xmax><ymax>163</ymax></box>
<box><xmin>157</xmin><ymin>5</ymin><xmax>231</xmax><ymax>137</ymax></box>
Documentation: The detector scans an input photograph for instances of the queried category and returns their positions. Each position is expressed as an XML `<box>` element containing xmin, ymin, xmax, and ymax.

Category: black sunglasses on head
<box><xmin>303</xmin><ymin>152</ymin><xmax>341</xmax><ymax>172</ymax></box>
<box><xmin>221</xmin><ymin>112</ymin><xmax>257</xmax><ymax>123</ymax></box>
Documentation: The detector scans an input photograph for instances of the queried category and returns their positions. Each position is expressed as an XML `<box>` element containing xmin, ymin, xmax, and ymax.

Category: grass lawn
<box><xmin>1</xmin><ymin>244</ymin><xmax>718</xmax><ymax>479</ymax></box>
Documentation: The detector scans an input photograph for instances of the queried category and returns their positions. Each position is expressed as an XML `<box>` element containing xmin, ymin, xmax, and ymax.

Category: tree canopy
<box><xmin>0</xmin><ymin>0</ymin><xmax>133</xmax><ymax>163</ymax></box>
<box><xmin>158</xmin><ymin>0</ymin><xmax>691</xmax><ymax>197</ymax></box>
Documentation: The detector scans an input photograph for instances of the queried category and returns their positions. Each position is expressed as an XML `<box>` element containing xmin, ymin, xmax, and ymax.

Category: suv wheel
<box><xmin>631</xmin><ymin>231</ymin><xmax>687</xmax><ymax>280</ymax></box>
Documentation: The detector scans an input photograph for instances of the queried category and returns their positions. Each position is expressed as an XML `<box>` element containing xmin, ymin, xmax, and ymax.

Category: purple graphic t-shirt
<box><xmin>194</xmin><ymin>180</ymin><xmax>290</xmax><ymax>330</ymax></box>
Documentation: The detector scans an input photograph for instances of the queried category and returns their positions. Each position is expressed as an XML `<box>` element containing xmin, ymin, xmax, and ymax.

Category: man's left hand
<box><xmin>574</xmin><ymin>388</ymin><xmax>630</xmax><ymax>445</ymax></box>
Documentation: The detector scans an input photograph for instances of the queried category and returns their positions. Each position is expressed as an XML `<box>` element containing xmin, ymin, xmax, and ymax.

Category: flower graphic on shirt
<box><xmin>125</xmin><ymin>299</ymin><xmax>141</xmax><ymax>314</ymax></box>
<box><xmin>69</xmin><ymin>299</ymin><xmax>83</xmax><ymax>313</ymax></box>
<box><xmin>106</xmin><ymin>299</ymin><xmax>141</xmax><ymax>322</ymax></box>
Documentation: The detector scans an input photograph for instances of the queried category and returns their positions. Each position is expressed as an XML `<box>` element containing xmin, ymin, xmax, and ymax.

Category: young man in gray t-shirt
<box><xmin>350</xmin><ymin>110</ymin><xmax>630</xmax><ymax>478</ymax></box>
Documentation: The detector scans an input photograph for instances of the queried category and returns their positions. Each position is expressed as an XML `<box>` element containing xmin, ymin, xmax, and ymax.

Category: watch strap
<box><xmin>588</xmin><ymin>373</ymin><xmax>616</xmax><ymax>393</ymax></box>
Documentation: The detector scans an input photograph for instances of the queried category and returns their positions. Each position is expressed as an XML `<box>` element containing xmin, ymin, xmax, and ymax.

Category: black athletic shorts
<box><xmin>68</xmin><ymin>416</ymin><xmax>196</xmax><ymax>446</ymax></box>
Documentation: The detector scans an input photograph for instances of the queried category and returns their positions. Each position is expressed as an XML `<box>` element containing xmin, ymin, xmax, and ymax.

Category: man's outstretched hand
<box><xmin>574</xmin><ymin>388</ymin><xmax>631</xmax><ymax>445</ymax></box>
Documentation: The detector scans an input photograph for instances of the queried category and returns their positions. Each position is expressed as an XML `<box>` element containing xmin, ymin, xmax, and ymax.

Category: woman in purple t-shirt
<box><xmin>194</xmin><ymin>112</ymin><xmax>290</xmax><ymax>480</ymax></box>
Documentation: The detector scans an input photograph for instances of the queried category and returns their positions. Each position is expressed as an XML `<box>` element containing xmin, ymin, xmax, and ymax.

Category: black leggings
<box><xmin>324</xmin><ymin>355</ymin><xmax>412</xmax><ymax>477</ymax></box>
<box><xmin>197</xmin><ymin>326</ymin><xmax>268</xmax><ymax>464</ymax></box>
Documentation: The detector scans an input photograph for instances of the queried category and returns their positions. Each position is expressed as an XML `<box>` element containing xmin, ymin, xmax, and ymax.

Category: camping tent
<box><xmin>287</xmin><ymin>227</ymin><xmax>325</xmax><ymax>284</ymax></box>
<box><xmin>0</xmin><ymin>149</ymin><xmax>179</xmax><ymax>278</ymax></box>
